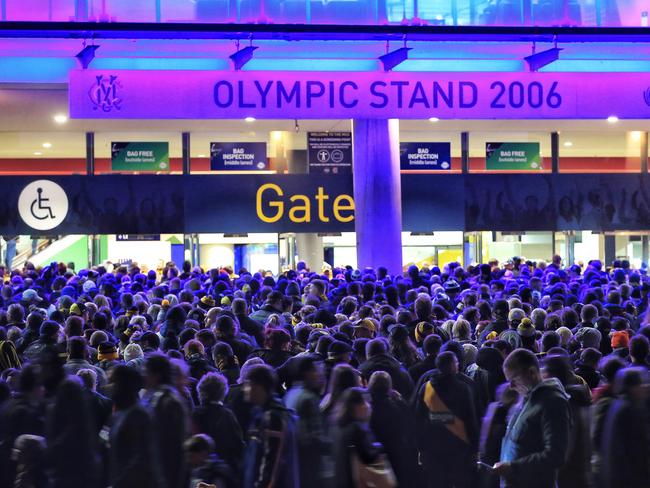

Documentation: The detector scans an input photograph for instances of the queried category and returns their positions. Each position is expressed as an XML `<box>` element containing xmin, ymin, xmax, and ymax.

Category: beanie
<box><xmin>123</xmin><ymin>343</ymin><xmax>144</xmax><ymax>362</ymax></box>
<box><xmin>97</xmin><ymin>342</ymin><xmax>118</xmax><ymax>362</ymax></box>
<box><xmin>611</xmin><ymin>330</ymin><xmax>630</xmax><ymax>349</ymax></box>
<box><xmin>556</xmin><ymin>326</ymin><xmax>573</xmax><ymax>346</ymax></box>
<box><xmin>517</xmin><ymin>318</ymin><xmax>536</xmax><ymax>338</ymax></box>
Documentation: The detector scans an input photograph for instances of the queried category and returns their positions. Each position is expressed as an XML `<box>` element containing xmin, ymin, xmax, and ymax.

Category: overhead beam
<box><xmin>1</xmin><ymin>22</ymin><xmax>650</xmax><ymax>43</ymax></box>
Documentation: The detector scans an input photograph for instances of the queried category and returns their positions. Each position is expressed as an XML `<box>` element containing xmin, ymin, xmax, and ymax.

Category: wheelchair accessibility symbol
<box><xmin>18</xmin><ymin>180</ymin><xmax>68</xmax><ymax>231</ymax></box>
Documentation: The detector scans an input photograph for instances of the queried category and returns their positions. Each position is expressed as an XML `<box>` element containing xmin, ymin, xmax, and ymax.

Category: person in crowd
<box><xmin>414</xmin><ymin>351</ymin><xmax>479</xmax><ymax>488</ymax></box>
<box><xmin>63</xmin><ymin>336</ymin><xmax>108</xmax><ymax>389</ymax></box>
<box><xmin>542</xmin><ymin>354</ymin><xmax>592</xmax><ymax>488</ymax></box>
<box><xmin>493</xmin><ymin>348</ymin><xmax>571</xmax><ymax>488</ymax></box>
<box><xmin>191</xmin><ymin>372</ymin><xmax>244</xmax><ymax>474</ymax></box>
<box><xmin>600</xmin><ymin>367</ymin><xmax>650</xmax><ymax>488</ymax></box>
<box><xmin>185</xmin><ymin>434</ymin><xmax>236</xmax><ymax>488</ymax></box>
<box><xmin>1</xmin><ymin>256</ymin><xmax>650</xmax><ymax>488</ymax></box>
<box><xmin>242</xmin><ymin>364</ymin><xmax>298</xmax><ymax>488</ymax></box>
<box><xmin>45</xmin><ymin>377</ymin><xmax>100</xmax><ymax>488</ymax></box>
<box><xmin>108</xmin><ymin>364</ymin><xmax>163</xmax><ymax>488</ymax></box>
<box><xmin>368</xmin><ymin>370</ymin><xmax>417</xmax><ymax>487</ymax></box>
<box><xmin>333</xmin><ymin>387</ymin><xmax>382</xmax><ymax>488</ymax></box>
<box><xmin>283</xmin><ymin>355</ymin><xmax>329</xmax><ymax>488</ymax></box>
<box><xmin>478</xmin><ymin>384</ymin><xmax>518</xmax><ymax>488</ymax></box>
<box><xmin>142</xmin><ymin>354</ymin><xmax>189</xmax><ymax>488</ymax></box>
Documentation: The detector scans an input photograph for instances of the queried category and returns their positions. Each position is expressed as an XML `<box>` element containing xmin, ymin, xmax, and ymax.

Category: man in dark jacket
<box><xmin>0</xmin><ymin>364</ymin><xmax>45</xmax><ymax>487</ymax></box>
<box><xmin>243</xmin><ymin>364</ymin><xmax>298</xmax><ymax>488</ymax></box>
<box><xmin>494</xmin><ymin>349</ymin><xmax>570</xmax><ymax>488</ymax></box>
<box><xmin>479</xmin><ymin>299</ymin><xmax>510</xmax><ymax>345</ymax></box>
<box><xmin>192</xmin><ymin>372</ymin><xmax>244</xmax><ymax>474</ymax></box>
<box><xmin>249</xmin><ymin>291</ymin><xmax>285</xmax><ymax>325</ymax></box>
<box><xmin>233</xmin><ymin>298</ymin><xmax>264</xmax><ymax>347</ymax></box>
<box><xmin>408</xmin><ymin>333</ymin><xmax>442</xmax><ymax>383</ymax></box>
<box><xmin>142</xmin><ymin>354</ymin><xmax>189</xmax><ymax>488</ymax></box>
<box><xmin>359</xmin><ymin>338</ymin><xmax>413</xmax><ymax>398</ymax></box>
<box><xmin>283</xmin><ymin>356</ymin><xmax>329</xmax><ymax>488</ymax></box>
<box><xmin>414</xmin><ymin>351</ymin><xmax>479</xmax><ymax>488</ymax></box>
<box><xmin>108</xmin><ymin>365</ymin><xmax>163</xmax><ymax>488</ymax></box>
<box><xmin>601</xmin><ymin>367</ymin><xmax>650</xmax><ymax>488</ymax></box>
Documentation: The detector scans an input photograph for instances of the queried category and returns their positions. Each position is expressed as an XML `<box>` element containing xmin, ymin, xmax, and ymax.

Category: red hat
<box><xmin>611</xmin><ymin>330</ymin><xmax>630</xmax><ymax>349</ymax></box>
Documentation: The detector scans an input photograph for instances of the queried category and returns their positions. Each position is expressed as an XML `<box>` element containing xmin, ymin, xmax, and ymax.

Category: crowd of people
<box><xmin>0</xmin><ymin>255</ymin><xmax>649</xmax><ymax>488</ymax></box>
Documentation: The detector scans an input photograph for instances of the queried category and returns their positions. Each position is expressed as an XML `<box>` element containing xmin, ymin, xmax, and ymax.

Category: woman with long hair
<box><xmin>333</xmin><ymin>387</ymin><xmax>382</xmax><ymax>488</ymax></box>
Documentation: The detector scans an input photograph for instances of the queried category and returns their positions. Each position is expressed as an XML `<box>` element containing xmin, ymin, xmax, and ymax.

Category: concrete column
<box><xmin>296</xmin><ymin>233</ymin><xmax>323</xmax><ymax>271</ymax></box>
<box><xmin>565</xmin><ymin>231</ymin><xmax>575</xmax><ymax>267</ymax></box>
<box><xmin>604</xmin><ymin>235</ymin><xmax>616</xmax><ymax>266</ymax></box>
<box><xmin>352</xmin><ymin>119</ymin><xmax>402</xmax><ymax>275</ymax></box>
<box><xmin>278</xmin><ymin>130</ymin><xmax>324</xmax><ymax>270</ymax></box>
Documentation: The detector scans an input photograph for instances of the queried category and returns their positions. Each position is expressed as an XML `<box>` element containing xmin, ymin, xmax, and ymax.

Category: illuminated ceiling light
<box><xmin>53</xmin><ymin>114</ymin><xmax>68</xmax><ymax>124</ymax></box>
<box><xmin>229</xmin><ymin>39</ymin><xmax>258</xmax><ymax>71</ymax></box>
<box><xmin>197</xmin><ymin>154</ymin><xmax>206</xmax><ymax>157</ymax></box>
<box><xmin>244</xmin><ymin>116</ymin><xmax>256</xmax><ymax>123</ymax></box>
<box><xmin>429</xmin><ymin>117</ymin><xmax>440</xmax><ymax>122</ymax></box>
<box><xmin>524</xmin><ymin>40</ymin><xmax>562</xmax><ymax>72</ymax></box>
<box><xmin>607</xmin><ymin>115</ymin><xmax>619</xmax><ymax>123</ymax></box>
<box><xmin>75</xmin><ymin>43</ymin><xmax>99</xmax><ymax>69</ymax></box>
<box><xmin>563</xmin><ymin>141</ymin><xmax>573</xmax><ymax>147</ymax></box>
<box><xmin>379</xmin><ymin>42</ymin><xmax>412</xmax><ymax>72</ymax></box>
<box><xmin>33</xmin><ymin>151</ymin><xmax>42</xmax><ymax>156</ymax></box>
<box><xmin>42</xmin><ymin>142</ymin><xmax>52</xmax><ymax>148</ymax></box>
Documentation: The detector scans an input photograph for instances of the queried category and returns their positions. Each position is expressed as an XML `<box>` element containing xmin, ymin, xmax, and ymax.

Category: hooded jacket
<box><xmin>558</xmin><ymin>383</ymin><xmax>592</xmax><ymax>488</ymax></box>
<box><xmin>500</xmin><ymin>378</ymin><xmax>571</xmax><ymax>488</ymax></box>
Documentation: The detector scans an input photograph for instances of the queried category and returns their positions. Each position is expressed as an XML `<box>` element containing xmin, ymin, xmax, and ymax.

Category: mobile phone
<box><xmin>476</xmin><ymin>461</ymin><xmax>495</xmax><ymax>472</ymax></box>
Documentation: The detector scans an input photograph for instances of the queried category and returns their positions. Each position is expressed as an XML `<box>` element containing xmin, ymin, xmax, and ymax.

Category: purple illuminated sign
<box><xmin>69</xmin><ymin>70</ymin><xmax>650</xmax><ymax>119</ymax></box>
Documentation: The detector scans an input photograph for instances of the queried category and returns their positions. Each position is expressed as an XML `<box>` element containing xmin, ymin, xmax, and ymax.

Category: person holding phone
<box><xmin>493</xmin><ymin>349</ymin><xmax>570</xmax><ymax>488</ymax></box>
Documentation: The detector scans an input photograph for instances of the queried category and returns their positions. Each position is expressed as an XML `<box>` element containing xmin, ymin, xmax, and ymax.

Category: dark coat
<box><xmin>109</xmin><ymin>405</ymin><xmax>163</xmax><ymax>488</ymax></box>
<box><xmin>408</xmin><ymin>355</ymin><xmax>437</xmax><ymax>384</ymax></box>
<box><xmin>333</xmin><ymin>421</ymin><xmax>382</xmax><ymax>488</ymax></box>
<box><xmin>0</xmin><ymin>395</ymin><xmax>45</xmax><ymax>487</ymax></box>
<box><xmin>601</xmin><ymin>395</ymin><xmax>650</xmax><ymax>488</ymax></box>
<box><xmin>369</xmin><ymin>392</ymin><xmax>418</xmax><ymax>488</ymax></box>
<box><xmin>186</xmin><ymin>354</ymin><xmax>219</xmax><ymax>381</ymax></box>
<box><xmin>558</xmin><ymin>383</ymin><xmax>592</xmax><ymax>488</ymax></box>
<box><xmin>236</xmin><ymin>313</ymin><xmax>265</xmax><ymax>347</ymax></box>
<box><xmin>500</xmin><ymin>379</ymin><xmax>571</xmax><ymax>488</ymax></box>
<box><xmin>143</xmin><ymin>386</ymin><xmax>189</xmax><ymax>488</ymax></box>
<box><xmin>414</xmin><ymin>371</ymin><xmax>479</xmax><ymax>457</ymax></box>
<box><xmin>243</xmin><ymin>397</ymin><xmax>299</xmax><ymax>488</ymax></box>
<box><xmin>191</xmin><ymin>401</ymin><xmax>245</xmax><ymax>472</ymax></box>
<box><xmin>284</xmin><ymin>383</ymin><xmax>330</xmax><ymax>488</ymax></box>
<box><xmin>359</xmin><ymin>354</ymin><xmax>414</xmax><ymax>398</ymax></box>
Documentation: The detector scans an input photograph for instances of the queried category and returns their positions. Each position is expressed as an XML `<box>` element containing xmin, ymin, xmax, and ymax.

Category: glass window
<box><xmin>560</xmin><ymin>130</ymin><xmax>642</xmax><ymax>173</ymax></box>
<box><xmin>0</xmin><ymin>131</ymin><xmax>86</xmax><ymax>175</ymax></box>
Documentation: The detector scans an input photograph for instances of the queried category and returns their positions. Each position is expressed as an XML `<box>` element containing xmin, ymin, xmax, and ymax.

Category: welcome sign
<box><xmin>70</xmin><ymin>70</ymin><xmax>650</xmax><ymax>120</ymax></box>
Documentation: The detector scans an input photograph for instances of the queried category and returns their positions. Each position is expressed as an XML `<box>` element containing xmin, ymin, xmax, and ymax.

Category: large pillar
<box><xmin>352</xmin><ymin>119</ymin><xmax>402</xmax><ymax>275</ymax></box>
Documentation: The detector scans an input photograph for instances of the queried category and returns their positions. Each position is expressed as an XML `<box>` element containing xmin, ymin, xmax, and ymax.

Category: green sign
<box><xmin>485</xmin><ymin>142</ymin><xmax>541</xmax><ymax>171</ymax></box>
<box><xmin>111</xmin><ymin>142</ymin><xmax>170</xmax><ymax>171</ymax></box>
